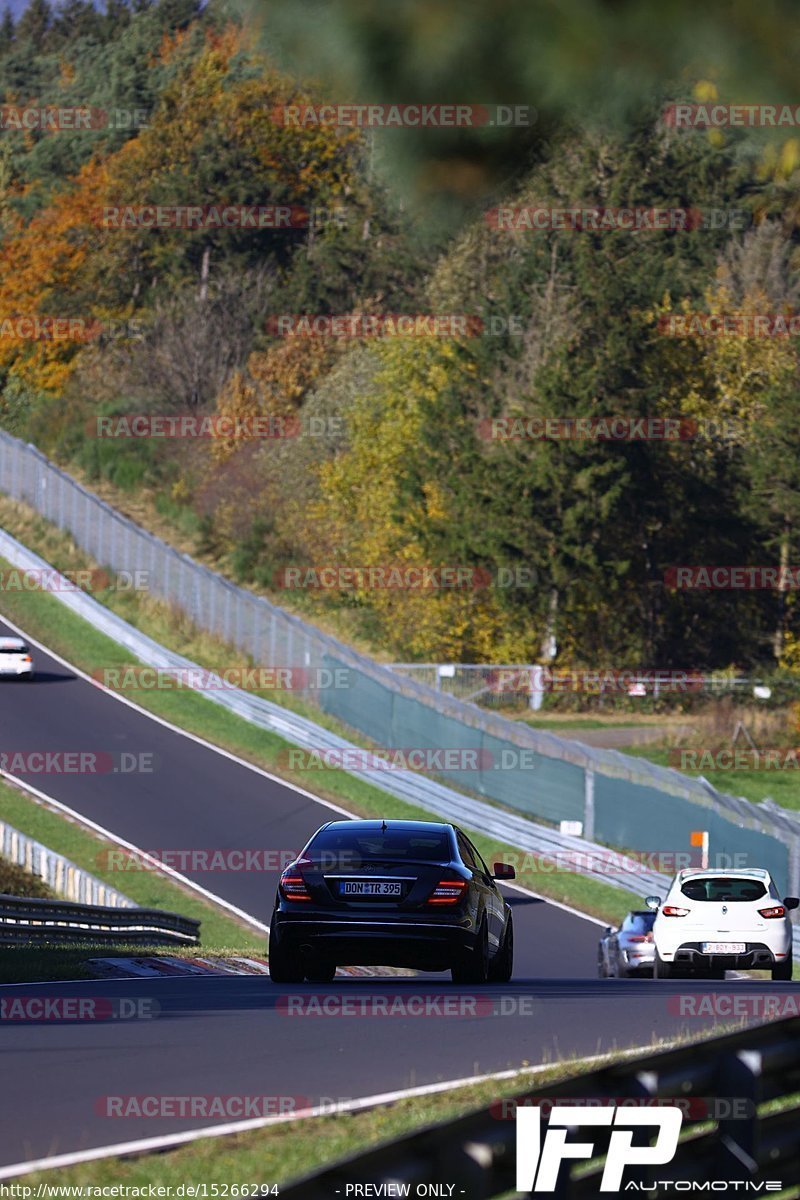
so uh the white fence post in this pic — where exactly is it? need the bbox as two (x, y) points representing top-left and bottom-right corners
(584, 768), (595, 841)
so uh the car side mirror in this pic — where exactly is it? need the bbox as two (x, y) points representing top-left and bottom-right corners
(604, 926), (613, 936)
(493, 862), (516, 880)
(645, 895), (662, 910)
(783, 896), (800, 911)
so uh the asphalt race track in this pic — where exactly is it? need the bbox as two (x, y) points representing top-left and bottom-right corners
(0, 616), (603, 959)
(0, 619), (795, 1171)
(0, 974), (792, 1171)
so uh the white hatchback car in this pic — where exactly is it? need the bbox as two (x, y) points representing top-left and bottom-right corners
(647, 868), (798, 981)
(0, 636), (34, 680)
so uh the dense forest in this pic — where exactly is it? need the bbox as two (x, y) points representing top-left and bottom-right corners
(1, 0), (800, 672)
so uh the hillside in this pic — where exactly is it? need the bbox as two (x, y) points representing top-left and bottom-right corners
(1, 0), (800, 672)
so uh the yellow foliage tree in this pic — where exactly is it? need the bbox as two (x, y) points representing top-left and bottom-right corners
(312, 337), (513, 660)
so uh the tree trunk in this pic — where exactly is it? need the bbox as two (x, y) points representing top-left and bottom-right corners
(772, 518), (791, 661)
(199, 244), (210, 303)
(541, 586), (558, 661)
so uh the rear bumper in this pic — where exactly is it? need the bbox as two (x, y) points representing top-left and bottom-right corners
(0, 665), (32, 677)
(622, 952), (655, 974)
(665, 941), (789, 969)
(272, 909), (475, 969)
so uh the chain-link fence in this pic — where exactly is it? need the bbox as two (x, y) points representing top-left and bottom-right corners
(389, 663), (541, 709)
(389, 663), (796, 711)
(2, 429), (799, 893)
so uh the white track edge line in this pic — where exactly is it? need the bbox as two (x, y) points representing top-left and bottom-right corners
(0, 1038), (683, 1180)
(0, 770), (269, 936)
(0, 610), (354, 820)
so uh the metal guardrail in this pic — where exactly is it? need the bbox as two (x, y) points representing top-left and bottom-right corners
(0, 816), (134, 908)
(282, 1014), (800, 1197)
(0, 893), (200, 945)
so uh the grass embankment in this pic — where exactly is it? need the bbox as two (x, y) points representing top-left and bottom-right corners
(628, 744), (800, 812)
(0, 494), (642, 926)
(521, 714), (690, 730)
(6, 466), (396, 663)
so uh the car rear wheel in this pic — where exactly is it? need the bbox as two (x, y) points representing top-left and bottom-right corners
(268, 926), (305, 983)
(772, 959), (793, 981)
(654, 951), (676, 980)
(488, 915), (513, 983)
(452, 919), (489, 984)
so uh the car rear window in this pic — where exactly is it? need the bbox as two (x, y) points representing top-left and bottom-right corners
(306, 828), (451, 862)
(680, 877), (767, 902)
(622, 912), (655, 933)
(0, 645), (26, 654)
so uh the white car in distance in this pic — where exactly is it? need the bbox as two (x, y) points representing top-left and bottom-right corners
(647, 868), (798, 981)
(0, 636), (34, 680)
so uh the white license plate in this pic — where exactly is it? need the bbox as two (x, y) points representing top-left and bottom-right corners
(340, 881), (402, 897)
(702, 941), (746, 954)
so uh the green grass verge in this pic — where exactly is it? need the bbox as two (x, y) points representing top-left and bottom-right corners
(522, 717), (621, 730)
(0, 498), (643, 926)
(0, 777), (265, 982)
(627, 745), (800, 812)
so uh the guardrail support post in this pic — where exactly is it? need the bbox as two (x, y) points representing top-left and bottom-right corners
(716, 1048), (762, 1177)
(788, 836), (800, 902)
(584, 768), (595, 841)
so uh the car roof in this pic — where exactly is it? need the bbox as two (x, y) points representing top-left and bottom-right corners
(319, 820), (453, 834)
(0, 637), (26, 648)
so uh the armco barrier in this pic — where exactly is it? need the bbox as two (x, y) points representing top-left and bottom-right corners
(0, 814), (134, 908)
(280, 1015), (800, 1196)
(0, 893), (199, 945)
(1, 431), (800, 894)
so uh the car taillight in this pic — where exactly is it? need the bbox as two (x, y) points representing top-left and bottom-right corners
(758, 905), (786, 919)
(661, 906), (689, 917)
(427, 878), (468, 906)
(279, 867), (311, 902)
(628, 934), (653, 942)
(21, 656), (31, 663)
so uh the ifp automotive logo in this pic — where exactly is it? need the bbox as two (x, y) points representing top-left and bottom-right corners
(516, 1105), (683, 1191)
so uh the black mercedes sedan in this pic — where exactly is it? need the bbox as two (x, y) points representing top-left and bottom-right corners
(268, 819), (515, 984)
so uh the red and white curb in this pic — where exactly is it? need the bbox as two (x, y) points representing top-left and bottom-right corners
(88, 956), (272, 978)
